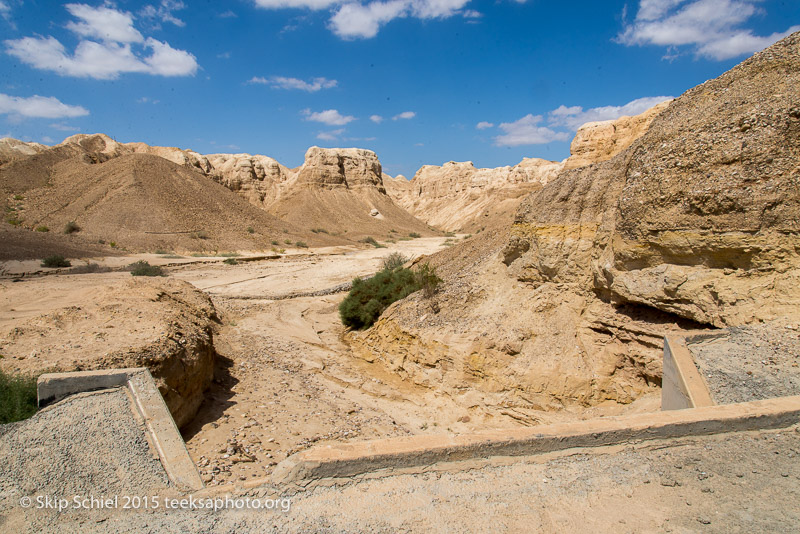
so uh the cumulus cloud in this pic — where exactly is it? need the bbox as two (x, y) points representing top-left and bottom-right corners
(617, 0), (800, 60)
(492, 96), (673, 147)
(494, 114), (569, 147)
(370, 114), (383, 123)
(301, 108), (356, 125)
(392, 111), (416, 120)
(317, 128), (345, 140)
(49, 122), (82, 131)
(0, 93), (89, 119)
(255, 0), (472, 39)
(249, 76), (337, 92)
(547, 96), (673, 131)
(4, 4), (198, 79)
(139, 1), (187, 29)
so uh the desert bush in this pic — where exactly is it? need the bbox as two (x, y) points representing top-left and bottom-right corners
(360, 237), (385, 248)
(381, 252), (408, 271)
(41, 255), (71, 268)
(311, 228), (329, 234)
(6, 217), (22, 227)
(271, 240), (279, 246)
(295, 241), (309, 248)
(128, 260), (165, 277)
(416, 263), (442, 299)
(223, 258), (238, 265)
(192, 231), (208, 240)
(35, 226), (49, 232)
(69, 262), (111, 274)
(13, 194), (24, 201)
(63, 221), (80, 234)
(247, 226), (255, 234)
(284, 239), (292, 245)
(339, 262), (441, 329)
(408, 232), (421, 238)
(0, 369), (38, 424)
(218, 252), (240, 257)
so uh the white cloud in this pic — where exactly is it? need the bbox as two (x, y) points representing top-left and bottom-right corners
(0, 93), (89, 119)
(490, 96), (673, 147)
(317, 128), (345, 141)
(329, 0), (408, 39)
(301, 108), (356, 125)
(219, 10), (237, 18)
(65, 3), (144, 43)
(547, 96), (673, 130)
(140, 1), (187, 28)
(49, 122), (81, 131)
(4, 4), (198, 79)
(255, 0), (341, 9)
(250, 76), (337, 91)
(41, 136), (55, 143)
(494, 114), (569, 147)
(617, 0), (800, 60)
(370, 114), (383, 123)
(393, 111), (416, 120)
(217, 51), (231, 59)
(462, 9), (481, 18)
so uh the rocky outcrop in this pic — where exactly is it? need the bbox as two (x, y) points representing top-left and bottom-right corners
(349, 31), (800, 421)
(563, 101), (671, 169)
(386, 158), (563, 232)
(0, 138), (47, 164)
(0, 278), (218, 428)
(296, 147), (385, 190)
(206, 153), (291, 207)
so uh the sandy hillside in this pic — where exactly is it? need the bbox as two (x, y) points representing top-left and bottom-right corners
(8, 153), (344, 253)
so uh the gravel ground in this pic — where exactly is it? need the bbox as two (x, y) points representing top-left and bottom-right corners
(689, 323), (800, 404)
(2, 423), (799, 533)
(0, 388), (170, 532)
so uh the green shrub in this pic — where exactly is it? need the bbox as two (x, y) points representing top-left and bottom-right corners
(247, 226), (255, 234)
(35, 226), (49, 232)
(295, 241), (308, 248)
(218, 252), (240, 257)
(0, 370), (38, 424)
(284, 239), (292, 245)
(6, 217), (22, 227)
(13, 194), (24, 201)
(311, 228), (329, 234)
(41, 255), (71, 268)
(69, 262), (111, 274)
(445, 232), (455, 237)
(360, 237), (385, 248)
(382, 252), (408, 271)
(128, 261), (165, 277)
(339, 263), (441, 329)
(223, 258), (238, 265)
(109, 241), (117, 248)
(271, 240), (279, 246)
(408, 232), (421, 238)
(63, 221), (80, 234)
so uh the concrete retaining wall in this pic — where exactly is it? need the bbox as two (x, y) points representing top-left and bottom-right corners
(661, 334), (716, 410)
(37, 368), (203, 491)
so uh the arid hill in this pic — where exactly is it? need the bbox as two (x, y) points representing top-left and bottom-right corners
(265, 147), (436, 239)
(348, 31), (800, 423)
(384, 103), (667, 233)
(3, 150), (331, 253)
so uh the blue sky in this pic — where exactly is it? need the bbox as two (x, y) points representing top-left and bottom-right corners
(0, 0), (798, 177)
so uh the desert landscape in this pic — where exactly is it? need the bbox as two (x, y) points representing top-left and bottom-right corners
(1, 2), (800, 531)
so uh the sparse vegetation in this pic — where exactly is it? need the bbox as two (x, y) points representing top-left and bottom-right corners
(69, 262), (111, 274)
(445, 232), (455, 237)
(409, 232), (421, 238)
(311, 228), (329, 234)
(128, 260), (165, 277)
(360, 236), (385, 248)
(192, 231), (208, 240)
(223, 258), (239, 265)
(284, 239), (292, 245)
(0, 369), (38, 424)
(339, 261), (441, 329)
(218, 252), (240, 257)
(155, 249), (171, 255)
(41, 255), (71, 268)
(13, 194), (24, 201)
(381, 252), (408, 271)
(63, 221), (80, 234)
(271, 240), (280, 246)
(109, 241), (117, 248)
(247, 226), (255, 234)
(35, 226), (49, 232)
(443, 239), (456, 246)
(6, 216), (22, 227)
(296, 241), (308, 248)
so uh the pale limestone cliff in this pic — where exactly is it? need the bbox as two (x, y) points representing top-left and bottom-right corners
(296, 146), (384, 190)
(564, 100), (671, 169)
(349, 31), (800, 422)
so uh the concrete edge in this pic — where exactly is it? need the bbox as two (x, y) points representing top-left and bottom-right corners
(661, 334), (715, 410)
(271, 395), (800, 488)
(37, 368), (203, 492)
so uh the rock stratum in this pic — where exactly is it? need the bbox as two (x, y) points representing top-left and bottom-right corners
(385, 103), (668, 232)
(349, 32), (800, 423)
